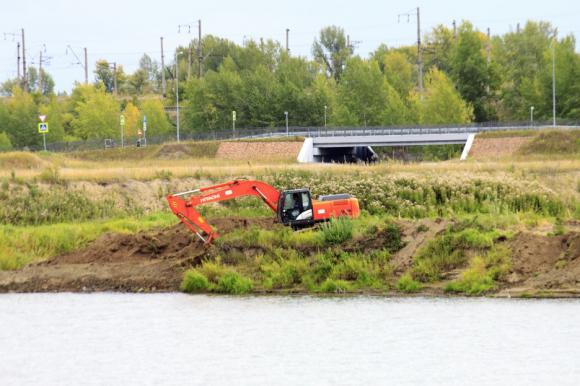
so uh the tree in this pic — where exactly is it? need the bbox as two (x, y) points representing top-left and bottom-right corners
(94, 61), (126, 93)
(334, 58), (408, 126)
(185, 60), (245, 131)
(72, 86), (120, 139)
(0, 131), (12, 151)
(423, 25), (455, 73)
(312, 26), (351, 81)
(416, 68), (473, 124)
(123, 102), (141, 138)
(450, 22), (496, 121)
(3, 86), (39, 148)
(493, 21), (555, 119)
(141, 99), (171, 136)
(38, 97), (66, 142)
(381, 51), (415, 98)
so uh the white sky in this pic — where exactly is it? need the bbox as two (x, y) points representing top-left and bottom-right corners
(1, 0), (578, 92)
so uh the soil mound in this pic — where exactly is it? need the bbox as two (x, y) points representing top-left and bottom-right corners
(469, 137), (531, 159)
(507, 232), (580, 291)
(0, 217), (276, 293)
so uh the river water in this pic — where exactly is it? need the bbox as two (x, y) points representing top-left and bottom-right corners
(1, 294), (579, 386)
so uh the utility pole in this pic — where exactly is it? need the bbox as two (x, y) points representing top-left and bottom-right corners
(188, 42), (192, 80)
(347, 34), (351, 54)
(17, 42), (20, 79)
(176, 52), (180, 142)
(197, 19), (202, 78)
(160, 37), (166, 96)
(417, 7), (423, 95)
(398, 8), (422, 95)
(285, 28), (290, 53)
(21, 28), (27, 90)
(452, 20), (457, 40)
(109, 62), (117, 95)
(486, 28), (491, 64)
(84, 47), (88, 84)
(552, 38), (556, 127)
(38, 51), (43, 92)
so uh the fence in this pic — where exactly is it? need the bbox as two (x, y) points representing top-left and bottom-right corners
(16, 120), (580, 153)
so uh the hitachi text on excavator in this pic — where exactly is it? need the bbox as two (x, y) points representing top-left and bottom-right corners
(167, 179), (360, 243)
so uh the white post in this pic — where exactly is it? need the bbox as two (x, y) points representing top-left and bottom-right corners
(43, 132), (47, 151)
(530, 106), (534, 127)
(324, 105), (327, 127)
(285, 111), (288, 136)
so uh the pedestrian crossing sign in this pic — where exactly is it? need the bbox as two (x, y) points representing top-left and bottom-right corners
(38, 122), (49, 133)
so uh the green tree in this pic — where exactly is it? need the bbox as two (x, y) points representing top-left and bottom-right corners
(416, 68), (473, 124)
(3, 86), (39, 148)
(123, 102), (141, 138)
(450, 22), (496, 121)
(0, 131), (12, 151)
(185, 60), (244, 131)
(334, 58), (408, 126)
(312, 26), (351, 81)
(493, 21), (555, 119)
(423, 25), (455, 73)
(140, 98), (171, 136)
(38, 97), (66, 142)
(72, 86), (120, 139)
(381, 51), (415, 98)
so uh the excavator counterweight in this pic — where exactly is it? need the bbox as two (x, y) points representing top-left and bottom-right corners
(167, 179), (359, 243)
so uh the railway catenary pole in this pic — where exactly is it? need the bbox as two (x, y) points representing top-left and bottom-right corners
(160, 37), (166, 96)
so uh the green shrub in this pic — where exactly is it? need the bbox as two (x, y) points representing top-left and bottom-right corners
(444, 246), (511, 295)
(396, 273), (422, 292)
(215, 272), (253, 294)
(180, 270), (210, 293)
(319, 278), (351, 293)
(0, 132), (12, 151)
(320, 217), (354, 245)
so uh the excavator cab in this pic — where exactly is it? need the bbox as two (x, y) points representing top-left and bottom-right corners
(278, 189), (314, 227)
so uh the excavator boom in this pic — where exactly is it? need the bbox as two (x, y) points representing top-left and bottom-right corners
(167, 179), (280, 243)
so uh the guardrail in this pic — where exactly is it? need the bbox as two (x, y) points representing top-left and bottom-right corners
(16, 121), (580, 153)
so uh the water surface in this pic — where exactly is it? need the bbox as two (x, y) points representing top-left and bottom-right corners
(1, 294), (579, 385)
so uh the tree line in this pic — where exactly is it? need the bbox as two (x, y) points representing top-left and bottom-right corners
(0, 20), (578, 150)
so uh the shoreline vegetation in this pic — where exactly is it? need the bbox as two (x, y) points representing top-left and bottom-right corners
(0, 131), (578, 297)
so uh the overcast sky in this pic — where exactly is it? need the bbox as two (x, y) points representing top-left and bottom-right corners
(1, 0), (578, 92)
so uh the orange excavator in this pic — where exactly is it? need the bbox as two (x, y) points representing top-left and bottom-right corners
(166, 179), (360, 243)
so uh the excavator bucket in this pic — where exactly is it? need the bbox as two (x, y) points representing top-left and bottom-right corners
(166, 194), (217, 244)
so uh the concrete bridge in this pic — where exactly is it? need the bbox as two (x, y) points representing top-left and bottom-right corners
(297, 133), (476, 163)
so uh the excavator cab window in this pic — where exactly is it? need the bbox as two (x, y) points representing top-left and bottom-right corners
(279, 189), (313, 226)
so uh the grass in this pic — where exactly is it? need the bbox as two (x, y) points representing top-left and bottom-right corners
(320, 217), (354, 245)
(445, 245), (511, 295)
(410, 223), (502, 283)
(0, 212), (176, 271)
(396, 273), (422, 292)
(182, 262), (253, 294)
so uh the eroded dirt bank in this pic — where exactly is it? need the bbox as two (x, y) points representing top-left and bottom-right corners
(0, 218), (578, 296)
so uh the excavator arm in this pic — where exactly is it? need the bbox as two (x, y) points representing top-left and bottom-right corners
(166, 179), (281, 244)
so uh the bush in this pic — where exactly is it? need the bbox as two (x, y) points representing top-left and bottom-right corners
(320, 217), (354, 245)
(180, 270), (210, 293)
(319, 278), (351, 293)
(0, 132), (12, 151)
(396, 273), (422, 292)
(215, 272), (253, 294)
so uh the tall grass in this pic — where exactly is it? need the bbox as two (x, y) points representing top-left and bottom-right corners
(0, 212), (175, 270)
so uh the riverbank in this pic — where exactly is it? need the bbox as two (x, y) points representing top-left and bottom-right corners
(1, 216), (578, 297)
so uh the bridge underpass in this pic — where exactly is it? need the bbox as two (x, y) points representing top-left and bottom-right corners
(297, 133), (475, 163)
